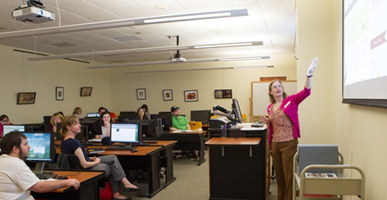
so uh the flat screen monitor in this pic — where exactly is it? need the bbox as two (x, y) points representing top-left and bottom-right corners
(127, 119), (157, 139)
(110, 123), (140, 144)
(24, 132), (55, 174)
(158, 111), (171, 114)
(190, 110), (211, 125)
(120, 111), (136, 116)
(83, 117), (102, 137)
(87, 112), (100, 117)
(24, 123), (46, 132)
(151, 114), (172, 130)
(117, 115), (137, 123)
(232, 98), (243, 124)
(2, 124), (25, 137)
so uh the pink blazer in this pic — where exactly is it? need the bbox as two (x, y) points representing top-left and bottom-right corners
(267, 87), (311, 148)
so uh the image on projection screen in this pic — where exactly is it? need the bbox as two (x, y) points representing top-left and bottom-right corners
(343, 0), (387, 100)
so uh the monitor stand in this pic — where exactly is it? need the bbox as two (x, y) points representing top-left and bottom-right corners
(34, 162), (53, 175)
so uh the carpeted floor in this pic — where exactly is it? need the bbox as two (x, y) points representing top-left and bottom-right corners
(122, 152), (278, 200)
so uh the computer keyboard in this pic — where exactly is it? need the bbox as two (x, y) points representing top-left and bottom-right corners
(105, 146), (137, 151)
(35, 172), (57, 180)
(251, 121), (264, 128)
(87, 148), (105, 154)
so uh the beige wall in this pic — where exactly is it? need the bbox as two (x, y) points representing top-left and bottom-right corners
(298, 0), (386, 199)
(108, 53), (297, 122)
(0, 45), (111, 123)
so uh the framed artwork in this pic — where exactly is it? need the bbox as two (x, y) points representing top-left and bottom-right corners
(163, 89), (173, 101)
(80, 87), (92, 97)
(137, 88), (146, 100)
(184, 90), (198, 102)
(215, 89), (233, 99)
(17, 92), (36, 105)
(56, 87), (64, 101)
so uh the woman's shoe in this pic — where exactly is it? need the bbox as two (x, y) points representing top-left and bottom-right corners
(112, 197), (130, 200)
(124, 187), (138, 192)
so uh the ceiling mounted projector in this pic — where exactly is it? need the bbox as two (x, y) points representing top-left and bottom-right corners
(12, 0), (55, 23)
(168, 35), (186, 63)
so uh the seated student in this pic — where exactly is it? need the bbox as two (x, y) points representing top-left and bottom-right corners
(135, 107), (150, 120)
(169, 106), (190, 131)
(72, 107), (84, 119)
(96, 111), (111, 139)
(0, 132), (80, 199)
(169, 106), (201, 161)
(0, 114), (14, 137)
(98, 107), (107, 116)
(46, 112), (64, 134)
(60, 116), (137, 200)
(141, 104), (151, 120)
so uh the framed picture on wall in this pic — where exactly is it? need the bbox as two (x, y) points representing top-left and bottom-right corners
(80, 87), (92, 97)
(184, 90), (198, 102)
(214, 89), (232, 99)
(17, 92), (36, 105)
(137, 88), (146, 100)
(163, 89), (173, 101)
(56, 87), (64, 101)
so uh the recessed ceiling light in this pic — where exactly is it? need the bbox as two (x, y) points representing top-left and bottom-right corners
(157, 6), (167, 10)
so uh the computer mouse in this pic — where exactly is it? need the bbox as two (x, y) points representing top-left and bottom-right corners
(57, 176), (69, 180)
(131, 149), (138, 153)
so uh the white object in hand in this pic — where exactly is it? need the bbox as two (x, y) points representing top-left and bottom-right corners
(307, 57), (318, 76)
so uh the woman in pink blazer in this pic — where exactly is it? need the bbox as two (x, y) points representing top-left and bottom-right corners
(260, 57), (318, 200)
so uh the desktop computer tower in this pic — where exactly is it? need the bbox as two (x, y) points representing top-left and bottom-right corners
(136, 170), (150, 197)
(155, 118), (163, 138)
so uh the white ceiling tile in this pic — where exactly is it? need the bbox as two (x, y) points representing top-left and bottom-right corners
(104, 5), (153, 19)
(71, 9), (121, 22)
(83, 0), (137, 8)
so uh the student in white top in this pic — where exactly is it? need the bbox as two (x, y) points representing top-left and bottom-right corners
(0, 132), (80, 200)
(72, 107), (84, 119)
(96, 111), (111, 139)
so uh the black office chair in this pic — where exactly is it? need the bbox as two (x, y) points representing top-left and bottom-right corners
(57, 153), (81, 170)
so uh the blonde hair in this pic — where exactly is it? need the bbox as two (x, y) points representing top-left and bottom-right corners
(60, 116), (79, 136)
(50, 112), (64, 126)
(268, 80), (288, 104)
(72, 107), (82, 115)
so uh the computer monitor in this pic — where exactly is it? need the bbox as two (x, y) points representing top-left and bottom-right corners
(117, 115), (137, 123)
(158, 111), (171, 114)
(2, 124), (25, 137)
(151, 114), (172, 130)
(87, 112), (100, 117)
(24, 123), (46, 132)
(127, 119), (157, 139)
(83, 117), (102, 138)
(24, 132), (55, 174)
(120, 111), (136, 116)
(232, 98), (243, 124)
(190, 110), (211, 125)
(110, 123), (141, 144)
(43, 116), (51, 126)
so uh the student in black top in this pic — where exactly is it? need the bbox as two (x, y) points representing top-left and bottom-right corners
(60, 116), (137, 200)
(141, 104), (151, 120)
(135, 107), (149, 120)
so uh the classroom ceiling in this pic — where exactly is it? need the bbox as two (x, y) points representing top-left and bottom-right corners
(0, 0), (296, 64)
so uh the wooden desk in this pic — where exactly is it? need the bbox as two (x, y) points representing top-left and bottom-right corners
(88, 145), (163, 197)
(56, 144), (163, 197)
(31, 170), (104, 200)
(206, 137), (269, 200)
(159, 131), (207, 166)
(144, 140), (177, 187)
